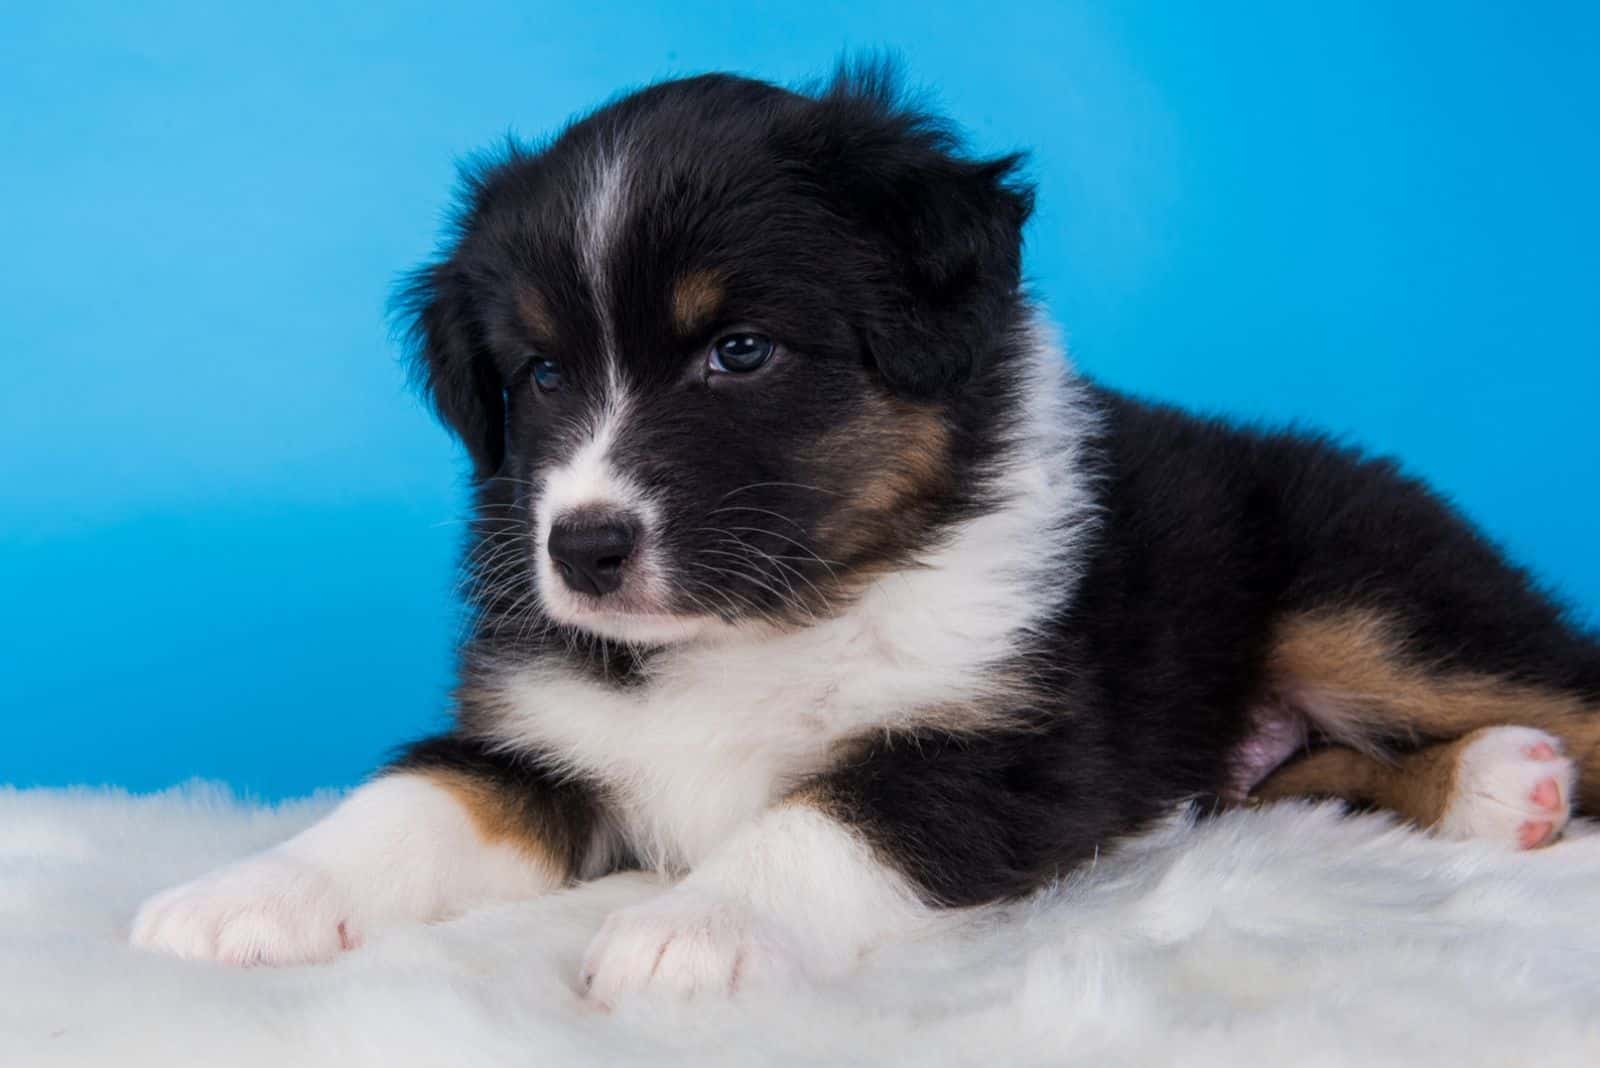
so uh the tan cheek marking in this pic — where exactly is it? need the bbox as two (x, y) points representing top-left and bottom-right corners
(670, 270), (725, 336)
(813, 399), (953, 564)
(854, 403), (952, 513)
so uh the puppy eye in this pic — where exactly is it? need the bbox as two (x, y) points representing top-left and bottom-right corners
(709, 332), (776, 374)
(530, 356), (563, 393)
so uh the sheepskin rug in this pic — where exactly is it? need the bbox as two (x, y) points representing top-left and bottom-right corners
(3, 783), (1599, 1066)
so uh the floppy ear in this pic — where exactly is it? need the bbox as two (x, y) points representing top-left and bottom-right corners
(809, 67), (1035, 397)
(398, 261), (506, 480)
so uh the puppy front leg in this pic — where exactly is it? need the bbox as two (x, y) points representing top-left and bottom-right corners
(581, 800), (930, 1002)
(581, 724), (1135, 1002)
(132, 736), (608, 965)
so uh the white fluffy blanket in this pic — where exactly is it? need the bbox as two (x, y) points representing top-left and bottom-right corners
(3, 784), (1599, 1066)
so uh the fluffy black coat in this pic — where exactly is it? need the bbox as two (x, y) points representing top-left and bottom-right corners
(394, 64), (1600, 909)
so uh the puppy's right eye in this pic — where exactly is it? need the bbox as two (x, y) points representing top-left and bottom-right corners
(709, 332), (776, 374)
(530, 357), (563, 393)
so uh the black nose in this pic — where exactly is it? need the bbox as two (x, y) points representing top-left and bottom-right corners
(547, 517), (636, 597)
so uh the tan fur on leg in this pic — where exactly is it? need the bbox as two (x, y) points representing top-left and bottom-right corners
(1255, 736), (1466, 828)
(1255, 726), (1577, 847)
(1268, 610), (1600, 812)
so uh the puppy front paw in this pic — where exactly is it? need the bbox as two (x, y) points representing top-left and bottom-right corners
(131, 852), (358, 966)
(580, 889), (802, 1002)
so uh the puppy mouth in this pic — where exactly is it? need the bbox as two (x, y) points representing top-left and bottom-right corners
(538, 572), (716, 645)
(550, 605), (716, 646)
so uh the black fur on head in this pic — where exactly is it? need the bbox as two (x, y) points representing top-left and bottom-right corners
(396, 62), (1034, 477)
(798, 61), (1034, 397)
(392, 61), (1041, 654)
(398, 251), (508, 479)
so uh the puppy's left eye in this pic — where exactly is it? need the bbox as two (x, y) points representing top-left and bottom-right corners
(709, 332), (776, 374)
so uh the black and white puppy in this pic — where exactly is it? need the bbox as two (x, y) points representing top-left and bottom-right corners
(132, 68), (1600, 999)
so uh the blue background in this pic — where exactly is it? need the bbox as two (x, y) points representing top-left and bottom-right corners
(4, 2), (1596, 799)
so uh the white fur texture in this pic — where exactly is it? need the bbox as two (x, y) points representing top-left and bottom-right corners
(1435, 725), (1576, 848)
(6, 784), (1600, 1066)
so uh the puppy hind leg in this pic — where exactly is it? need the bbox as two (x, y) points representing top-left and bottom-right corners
(1535, 715), (1600, 814)
(1254, 725), (1576, 850)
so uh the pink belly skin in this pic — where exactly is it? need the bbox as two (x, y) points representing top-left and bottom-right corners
(1223, 700), (1312, 803)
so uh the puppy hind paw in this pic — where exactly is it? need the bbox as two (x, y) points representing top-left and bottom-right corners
(1434, 726), (1575, 850)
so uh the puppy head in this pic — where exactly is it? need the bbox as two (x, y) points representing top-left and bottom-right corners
(400, 65), (1033, 645)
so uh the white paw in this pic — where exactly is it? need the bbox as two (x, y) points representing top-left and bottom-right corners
(1435, 726), (1575, 850)
(580, 889), (802, 1003)
(130, 852), (358, 965)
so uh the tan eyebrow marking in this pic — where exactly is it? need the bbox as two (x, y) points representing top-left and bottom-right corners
(517, 288), (556, 342)
(671, 270), (725, 336)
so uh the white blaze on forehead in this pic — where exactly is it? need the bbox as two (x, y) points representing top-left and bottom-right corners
(577, 144), (632, 393)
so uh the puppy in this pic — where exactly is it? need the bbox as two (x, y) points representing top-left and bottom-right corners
(132, 67), (1600, 999)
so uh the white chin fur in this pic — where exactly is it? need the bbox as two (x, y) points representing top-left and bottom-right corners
(543, 601), (721, 645)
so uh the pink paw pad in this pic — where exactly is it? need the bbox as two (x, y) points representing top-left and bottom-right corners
(1525, 741), (1560, 762)
(1530, 778), (1562, 812)
(1436, 726), (1576, 850)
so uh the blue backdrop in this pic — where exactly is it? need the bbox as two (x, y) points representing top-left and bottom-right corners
(4, 2), (1596, 798)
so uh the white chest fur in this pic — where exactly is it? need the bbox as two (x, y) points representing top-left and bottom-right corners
(492, 563), (1025, 870)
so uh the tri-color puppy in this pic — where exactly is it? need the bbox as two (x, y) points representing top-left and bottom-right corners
(132, 68), (1600, 999)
